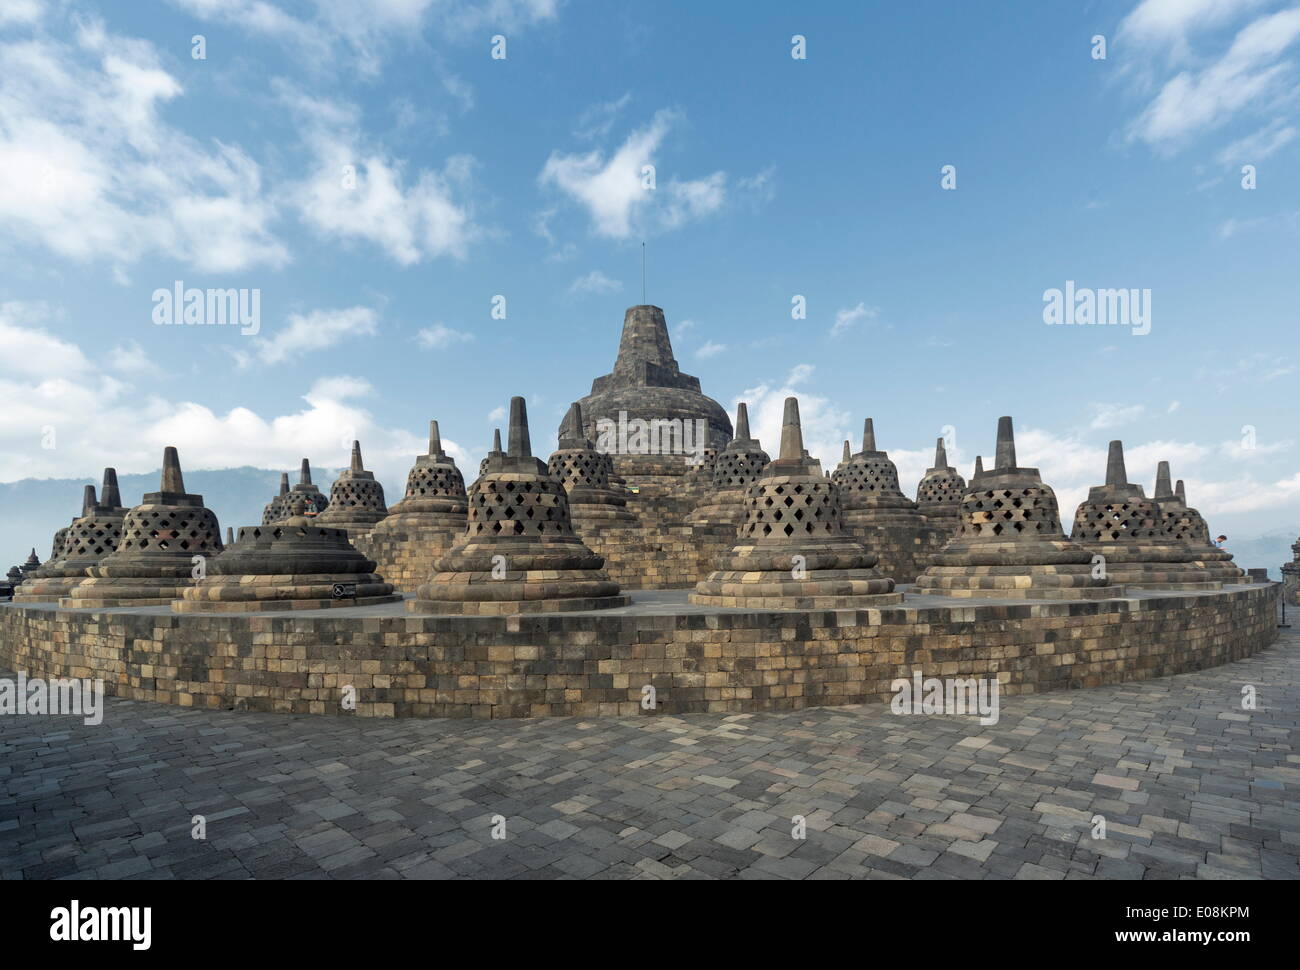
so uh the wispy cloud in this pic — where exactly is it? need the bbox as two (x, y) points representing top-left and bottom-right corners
(415, 322), (474, 350)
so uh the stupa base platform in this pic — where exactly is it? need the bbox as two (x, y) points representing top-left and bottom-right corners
(175, 575), (399, 613)
(405, 594), (631, 615)
(61, 576), (195, 608)
(352, 523), (461, 594)
(9, 575), (85, 602)
(2, 584), (1276, 719)
(688, 590), (904, 610)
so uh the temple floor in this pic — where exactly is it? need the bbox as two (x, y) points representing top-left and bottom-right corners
(2, 628), (1296, 881)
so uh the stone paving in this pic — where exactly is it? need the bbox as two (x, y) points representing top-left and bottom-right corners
(1, 631), (1297, 881)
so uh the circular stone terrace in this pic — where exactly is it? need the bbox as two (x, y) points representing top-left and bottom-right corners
(0, 582), (1278, 719)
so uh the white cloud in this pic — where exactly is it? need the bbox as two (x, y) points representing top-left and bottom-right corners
(673, 319), (696, 340)
(487, 405), (507, 423)
(736, 364), (849, 467)
(830, 302), (881, 338)
(1088, 402), (1146, 430)
(569, 269), (622, 295)
(1168, 400), (1181, 412)
(0, 15), (287, 274)
(284, 87), (478, 265)
(0, 0), (43, 26)
(107, 341), (161, 377)
(415, 322), (474, 349)
(1120, 0), (1270, 61)
(574, 92), (631, 140)
(695, 341), (726, 359)
(539, 109), (727, 238)
(235, 306), (379, 367)
(1216, 117), (1297, 164)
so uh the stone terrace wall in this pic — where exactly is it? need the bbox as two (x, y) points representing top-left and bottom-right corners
(0, 585), (1277, 720)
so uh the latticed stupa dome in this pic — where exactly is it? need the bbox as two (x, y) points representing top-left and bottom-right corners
(1069, 442), (1219, 589)
(261, 473), (290, 525)
(914, 417), (1113, 599)
(547, 402), (636, 524)
(13, 471), (130, 602)
(317, 440), (389, 538)
(287, 459), (329, 516)
(839, 419), (918, 516)
(915, 437), (967, 523)
(1149, 463), (1244, 582)
(689, 402), (770, 527)
(410, 397), (627, 614)
(380, 421), (468, 526)
(570, 306), (732, 486)
(66, 448), (223, 607)
(177, 496), (398, 612)
(691, 397), (899, 609)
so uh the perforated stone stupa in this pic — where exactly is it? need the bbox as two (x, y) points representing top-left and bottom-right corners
(479, 429), (504, 481)
(19, 548), (40, 580)
(837, 419), (943, 584)
(288, 459), (329, 516)
(915, 437), (966, 534)
(355, 420), (469, 592)
(261, 473), (291, 525)
(409, 397), (628, 614)
(914, 417), (1112, 599)
(66, 448), (223, 607)
(548, 402), (637, 527)
(570, 305), (731, 487)
(12, 485), (93, 599)
(690, 397), (899, 610)
(688, 403), (770, 528)
(1070, 442), (1219, 589)
(177, 496), (398, 613)
(1152, 463), (1244, 583)
(316, 441), (389, 538)
(13, 470), (130, 602)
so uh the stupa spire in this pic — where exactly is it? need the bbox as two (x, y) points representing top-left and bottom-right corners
(995, 416), (1016, 470)
(492, 428), (502, 453)
(278, 473), (289, 496)
(734, 402), (751, 442)
(429, 420), (444, 457)
(974, 456), (984, 476)
(1155, 461), (1173, 499)
(1105, 440), (1128, 487)
(81, 485), (97, 516)
(935, 437), (948, 468)
(862, 418), (876, 454)
(350, 441), (363, 473)
(613, 305), (676, 372)
(161, 447), (185, 493)
(508, 397), (532, 458)
(1176, 479), (1187, 503)
(101, 468), (121, 509)
(779, 398), (804, 461)
(299, 459), (312, 486)
(842, 440), (851, 462)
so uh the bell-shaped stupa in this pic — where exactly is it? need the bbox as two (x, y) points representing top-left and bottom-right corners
(1151, 463), (1244, 582)
(13, 474), (130, 601)
(478, 428), (504, 481)
(1071, 442), (1220, 588)
(23, 486), (91, 584)
(409, 397), (628, 614)
(914, 417), (1113, 599)
(66, 448), (223, 607)
(690, 397), (899, 609)
(177, 496), (398, 612)
(316, 440), (389, 539)
(19, 548), (41, 580)
(688, 403), (770, 527)
(915, 437), (967, 533)
(288, 459), (329, 516)
(837, 419), (941, 583)
(830, 440), (853, 486)
(570, 305), (732, 488)
(261, 473), (291, 525)
(548, 402), (637, 526)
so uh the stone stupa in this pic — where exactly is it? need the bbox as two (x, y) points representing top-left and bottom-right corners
(19, 548), (41, 580)
(409, 397), (628, 614)
(177, 496), (398, 613)
(831, 440), (852, 486)
(915, 437), (967, 534)
(288, 459), (329, 516)
(569, 305), (731, 488)
(690, 397), (900, 609)
(478, 429), (504, 480)
(261, 473), (291, 525)
(548, 402), (637, 528)
(66, 448), (223, 607)
(13, 471), (129, 602)
(914, 417), (1113, 599)
(316, 440), (389, 539)
(688, 402), (770, 528)
(1071, 442), (1221, 589)
(837, 419), (942, 584)
(355, 420), (469, 592)
(1152, 463), (1244, 582)
(23, 489), (88, 584)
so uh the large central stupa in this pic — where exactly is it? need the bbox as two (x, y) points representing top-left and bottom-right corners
(568, 305), (732, 487)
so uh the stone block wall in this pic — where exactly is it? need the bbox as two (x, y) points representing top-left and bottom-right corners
(0, 584), (1277, 720)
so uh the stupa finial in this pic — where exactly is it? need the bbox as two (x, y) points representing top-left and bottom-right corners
(862, 418), (876, 454)
(1176, 479), (1187, 503)
(974, 456), (984, 476)
(934, 437), (948, 468)
(350, 441), (364, 473)
(492, 428), (502, 453)
(1155, 461), (1173, 499)
(995, 416), (1017, 470)
(508, 397), (531, 458)
(161, 447), (185, 493)
(278, 473), (289, 496)
(779, 397), (804, 461)
(81, 485), (97, 516)
(299, 459), (312, 486)
(561, 402), (584, 443)
(1105, 440), (1128, 487)
(842, 440), (851, 462)
(101, 468), (121, 508)
(734, 402), (751, 442)
(429, 420), (443, 456)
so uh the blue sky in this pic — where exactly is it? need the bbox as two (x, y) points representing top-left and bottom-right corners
(1, 0), (1299, 539)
